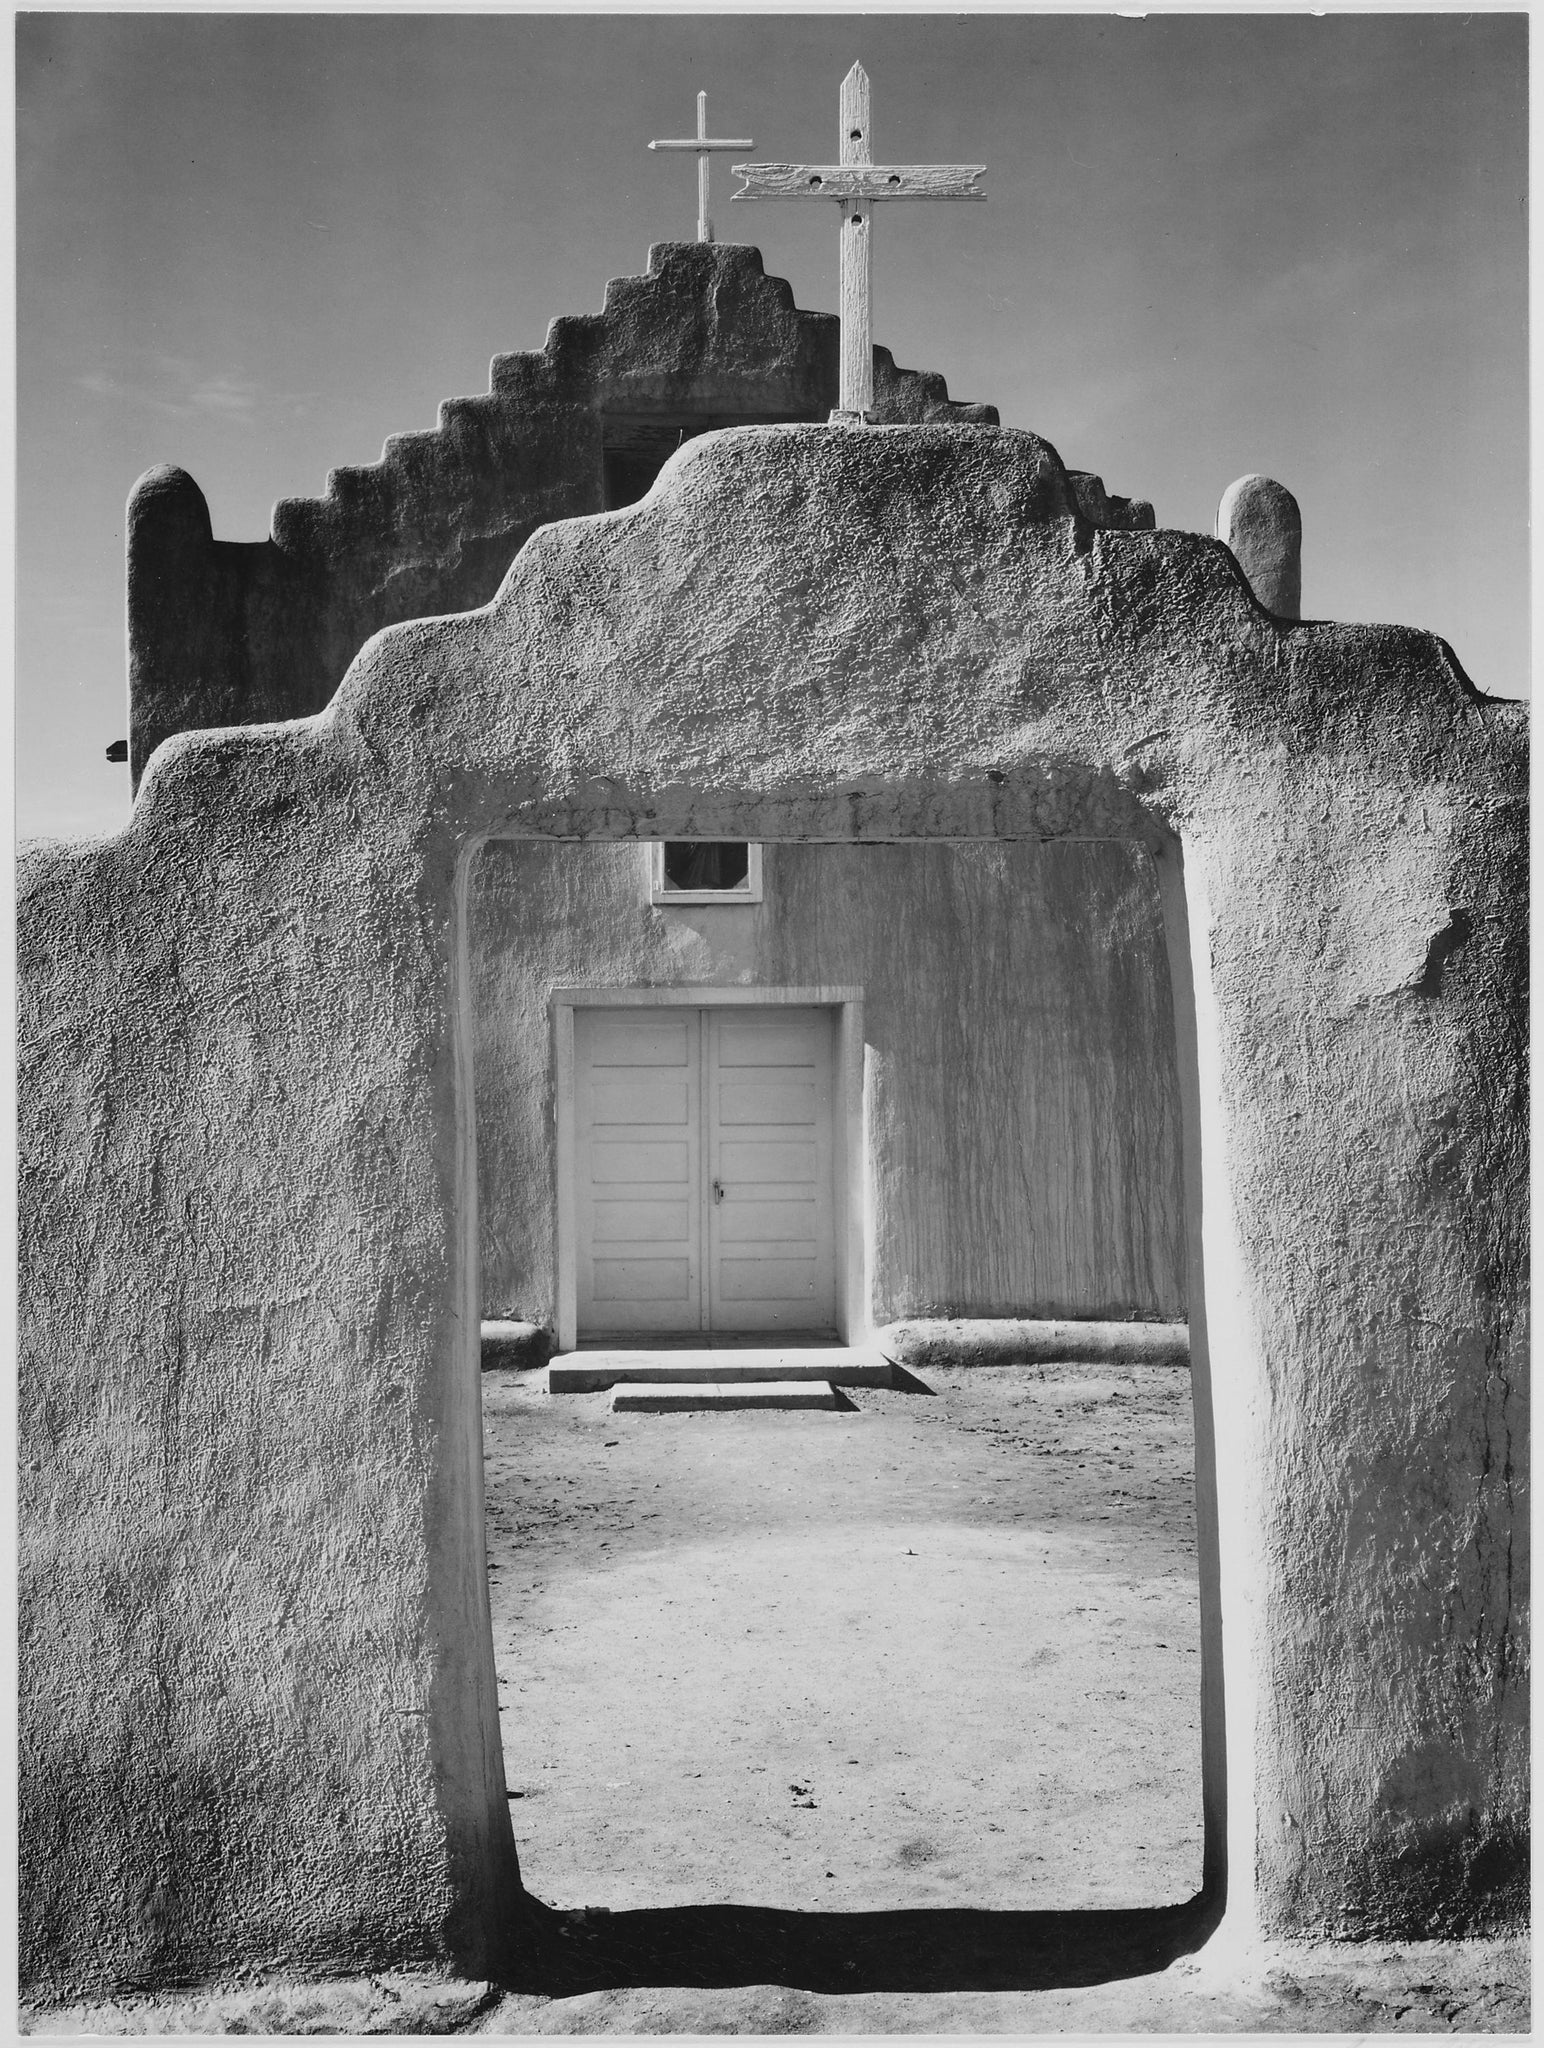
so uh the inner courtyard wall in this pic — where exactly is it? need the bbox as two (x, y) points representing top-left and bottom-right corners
(471, 839), (1186, 1328)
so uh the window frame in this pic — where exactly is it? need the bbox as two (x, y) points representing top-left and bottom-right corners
(645, 841), (764, 906)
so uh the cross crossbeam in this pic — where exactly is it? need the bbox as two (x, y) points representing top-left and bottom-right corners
(649, 92), (754, 245)
(732, 63), (986, 418)
(730, 163), (986, 203)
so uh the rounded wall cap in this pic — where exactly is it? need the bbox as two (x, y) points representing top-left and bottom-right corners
(1217, 473), (1302, 620)
(1216, 472), (1302, 542)
(127, 464), (213, 542)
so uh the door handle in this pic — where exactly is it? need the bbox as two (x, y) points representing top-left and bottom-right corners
(712, 1179), (725, 1204)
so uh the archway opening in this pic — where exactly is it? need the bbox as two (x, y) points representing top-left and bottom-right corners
(456, 821), (1225, 1984)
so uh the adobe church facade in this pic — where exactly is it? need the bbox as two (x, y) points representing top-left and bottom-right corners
(18, 242), (1526, 1998)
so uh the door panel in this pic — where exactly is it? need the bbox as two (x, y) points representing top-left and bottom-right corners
(591, 1078), (690, 1123)
(593, 1257), (693, 1301)
(707, 1008), (837, 1336)
(718, 1197), (820, 1242)
(718, 1140), (817, 1180)
(593, 1199), (691, 1242)
(716, 1017), (827, 1065)
(718, 1257), (822, 1302)
(718, 1080), (818, 1124)
(576, 1009), (703, 1334)
(592, 1140), (691, 1181)
(587, 1013), (692, 1065)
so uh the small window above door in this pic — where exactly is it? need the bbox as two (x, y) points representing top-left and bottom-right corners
(646, 842), (763, 906)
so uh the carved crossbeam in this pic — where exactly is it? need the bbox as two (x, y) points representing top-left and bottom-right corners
(731, 163), (985, 202)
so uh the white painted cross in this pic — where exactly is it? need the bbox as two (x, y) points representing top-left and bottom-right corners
(732, 63), (985, 418)
(648, 92), (755, 246)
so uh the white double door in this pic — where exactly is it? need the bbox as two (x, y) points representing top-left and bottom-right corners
(575, 1005), (837, 1338)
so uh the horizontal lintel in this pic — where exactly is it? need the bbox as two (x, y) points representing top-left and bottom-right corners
(649, 138), (756, 152)
(732, 162), (986, 201)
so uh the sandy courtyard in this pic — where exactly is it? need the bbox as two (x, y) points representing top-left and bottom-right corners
(481, 1361), (1204, 1920)
(23, 1364), (1528, 2035)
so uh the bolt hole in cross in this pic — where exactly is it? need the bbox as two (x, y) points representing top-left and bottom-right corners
(471, 837), (1204, 1930)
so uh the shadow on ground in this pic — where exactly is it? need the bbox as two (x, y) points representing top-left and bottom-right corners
(501, 1890), (1224, 1997)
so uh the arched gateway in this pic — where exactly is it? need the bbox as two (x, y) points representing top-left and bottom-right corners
(18, 420), (1526, 1995)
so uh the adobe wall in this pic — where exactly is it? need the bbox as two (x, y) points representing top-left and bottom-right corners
(125, 241), (1015, 786)
(20, 422), (1526, 1997)
(470, 840), (1186, 1327)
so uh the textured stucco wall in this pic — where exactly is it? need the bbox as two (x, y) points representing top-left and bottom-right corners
(125, 241), (1013, 786)
(470, 839), (1186, 1326)
(124, 240), (1158, 791)
(19, 770), (518, 1999)
(21, 421), (1525, 1995)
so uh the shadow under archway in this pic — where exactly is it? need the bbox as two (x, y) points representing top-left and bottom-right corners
(500, 1889), (1224, 1998)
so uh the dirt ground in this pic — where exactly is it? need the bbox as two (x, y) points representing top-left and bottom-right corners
(23, 1361), (1527, 2035)
(20, 1934), (1529, 2036)
(464, 1361), (1525, 2033)
(483, 1361), (1206, 1923)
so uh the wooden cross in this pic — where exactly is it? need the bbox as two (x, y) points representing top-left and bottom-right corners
(648, 92), (754, 246)
(732, 63), (985, 418)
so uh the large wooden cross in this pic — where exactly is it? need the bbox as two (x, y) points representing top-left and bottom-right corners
(648, 92), (754, 246)
(732, 63), (985, 417)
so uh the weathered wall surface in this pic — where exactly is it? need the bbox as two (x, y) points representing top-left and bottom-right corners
(1202, 758), (1529, 1937)
(18, 754), (519, 1998)
(21, 422), (1525, 1996)
(470, 839), (1186, 1326)
(126, 241), (1011, 786)
(125, 240), (1160, 791)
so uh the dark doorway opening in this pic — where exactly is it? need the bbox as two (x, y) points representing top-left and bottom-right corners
(601, 409), (824, 510)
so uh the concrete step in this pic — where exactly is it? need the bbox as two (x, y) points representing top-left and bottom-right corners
(877, 1317), (1190, 1369)
(551, 1347), (897, 1394)
(610, 1379), (847, 1413)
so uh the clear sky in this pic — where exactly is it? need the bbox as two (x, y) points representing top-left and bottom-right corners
(16, 7), (1529, 839)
